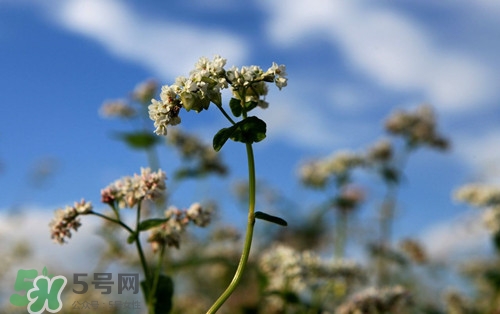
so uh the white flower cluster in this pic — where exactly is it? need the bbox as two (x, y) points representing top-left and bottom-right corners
(454, 183), (500, 234)
(148, 55), (287, 136)
(148, 203), (212, 251)
(366, 139), (393, 163)
(99, 100), (136, 119)
(259, 245), (365, 294)
(100, 168), (166, 209)
(49, 199), (93, 244)
(259, 245), (309, 292)
(385, 105), (448, 150)
(454, 184), (500, 207)
(299, 151), (364, 188)
(132, 79), (158, 104)
(336, 285), (412, 314)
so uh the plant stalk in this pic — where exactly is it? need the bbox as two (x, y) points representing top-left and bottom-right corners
(206, 143), (257, 314)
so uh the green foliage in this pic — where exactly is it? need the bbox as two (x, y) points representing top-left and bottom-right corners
(138, 218), (169, 232)
(255, 211), (288, 226)
(115, 131), (160, 150)
(213, 116), (267, 151)
(141, 275), (174, 314)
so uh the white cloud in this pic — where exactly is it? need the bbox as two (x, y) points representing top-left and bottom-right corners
(260, 0), (497, 112)
(46, 0), (248, 79)
(0, 207), (105, 271)
(419, 211), (490, 262)
(259, 91), (342, 149)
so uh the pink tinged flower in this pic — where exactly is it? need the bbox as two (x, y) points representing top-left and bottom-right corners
(101, 168), (167, 209)
(139, 167), (167, 201)
(49, 203), (88, 244)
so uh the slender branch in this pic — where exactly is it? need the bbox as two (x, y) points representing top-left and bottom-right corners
(216, 104), (237, 125)
(148, 244), (166, 309)
(206, 143), (257, 314)
(89, 211), (133, 234)
(135, 201), (151, 284)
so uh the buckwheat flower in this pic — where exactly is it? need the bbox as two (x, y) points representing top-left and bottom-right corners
(326, 151), (365, 175)
(148, 85), (182, 136)
(260, 245), (366, 300)
(132, 79), (158, 104)
(101, 168), (166, 209)
(367, 139), (393, 163)
(385, 105), (449, 150)
(186, 202), (212, 227)
(299, 159), (331, 188)
(99, 100), (136, 119)
(148, 203), (212, 252)
(454, 183), (500, 207)
(74, 199), (93, 215)
(336, 285), (413, 314)
(193, 54), (227, 77)
(317, 259), (366, 283)
(138, 167), (167, 201)
(49, 200), (92, 244)
(266, 62), (288, 90)
(259, 245), (307, 292)
(148, 207), (188, 250)
(482, 207), (500, 234)
(301, 151), (364, 187)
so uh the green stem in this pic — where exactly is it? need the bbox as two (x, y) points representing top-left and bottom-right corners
(334, 209), (348, 260)
(148, 244), (166, 311)
(135, 201), (151, 284)
(206, 143), (257, 314)
(134, 201), (153, 314)
(89, 211), (133, 234)
(376, 147), (411, 286)
(216, 104), (237, 125)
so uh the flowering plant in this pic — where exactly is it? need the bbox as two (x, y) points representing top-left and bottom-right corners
(148, 55), (288, 313)
(50, 55), (288, 314)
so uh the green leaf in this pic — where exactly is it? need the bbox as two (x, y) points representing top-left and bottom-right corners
(255, 211), (287, 226)
(141, 275), (174, 314)
(127, 233), (136, 244)
(138, 218), (168, 232)
(115, 131), (159, 150)
(213, 125), (238, 151)
(230, 116), (267, 144)
(229, 97), (242, 117)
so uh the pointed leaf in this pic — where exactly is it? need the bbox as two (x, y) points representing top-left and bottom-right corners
(138, 218), (168, 232)
(255, 211), (287, 226)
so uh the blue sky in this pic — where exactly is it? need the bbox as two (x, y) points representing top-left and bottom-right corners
(1, 0), (500, 258)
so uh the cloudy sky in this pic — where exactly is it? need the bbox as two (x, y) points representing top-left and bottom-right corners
(1, 0), (499, 263)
